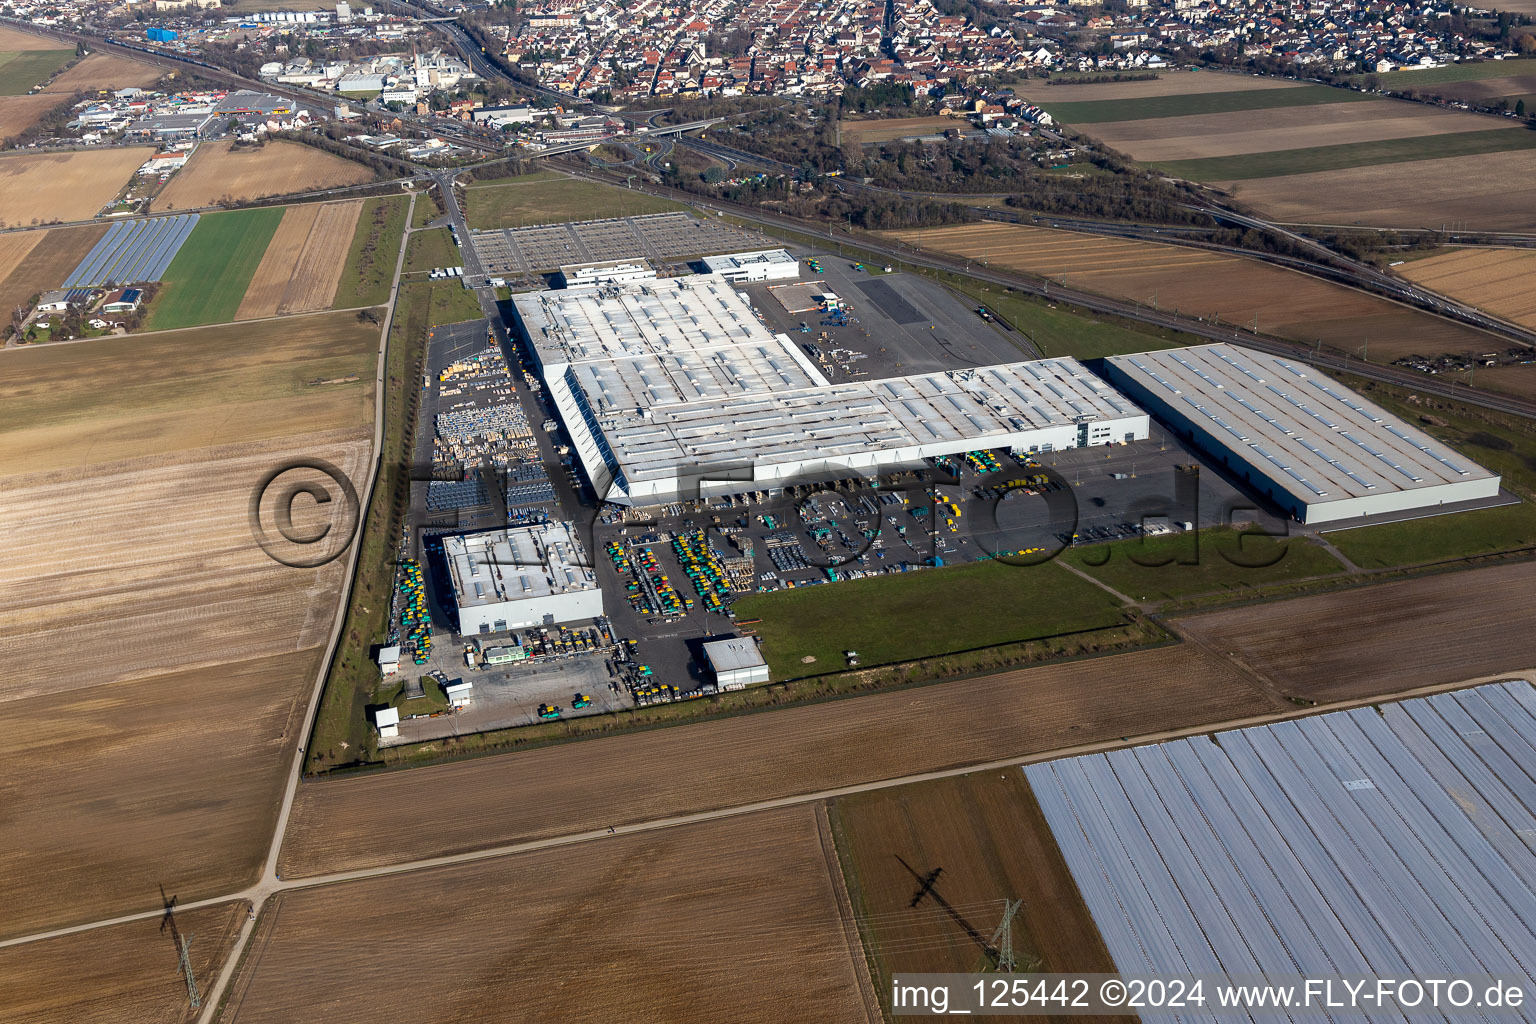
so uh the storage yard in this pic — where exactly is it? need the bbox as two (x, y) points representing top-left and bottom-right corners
(469, 211), (765, 281)
(225, 807), (874, 1024)
(1026, 680), (1536, 1013)
(0, 147), (154, 226)
(0, 310), (376, 934)
(885, 222), (1503, 363)
(152, 139), (373, 211)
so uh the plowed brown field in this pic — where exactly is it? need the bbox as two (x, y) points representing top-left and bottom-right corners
(1398, 247), (1536, 328)
(0, 93), (62, 138)
(841, 115), (963, 142)
(1031, 73), (1301, 102)
(0, 226), (43, 284)
(0, 147), (152, 226)
(885, 222), (1500, 361)
(0, 223), (103, 315)
(41, 52), (160, 93)
(236, 203), (320, 319)
(223, 808), (873, 1024)
(1223, 150), (1536, 231)
(0, 309), (377, 936)
(0, 901), (248, 1024)
(1174, 561), (1536, 702)
(281, 199), (362, 312)
(278, 646), (1274, 877)
(154, 140), (372, 211)
(832, 771), (1126, 992)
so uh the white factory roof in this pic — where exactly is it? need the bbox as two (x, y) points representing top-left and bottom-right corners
(703, 636), (766, 672)
(515, 276), (1145, 500)
(700, 248), (797, 272)
(443, 522), (597, 610)
(1106, 344), (1498, 504)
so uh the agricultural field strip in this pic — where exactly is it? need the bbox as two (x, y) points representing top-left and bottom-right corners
(10, 662), (1524, 955)
(279, 200), (363, 313)
(62, 214), (199, 288)
(235, 205), (320, 320)
(1026, 681), (1536, 1001)
(1033, 83), (1375, 123)
(1398, 249), (1536, 326)
(0, 229), (43, 282)
(1156, 126), (1536, 181)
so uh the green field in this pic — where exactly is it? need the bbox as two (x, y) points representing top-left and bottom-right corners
(334, 195), (409, 309)
(951, 282), (1185, 360)
(0, 49), (73, 94)
(732, 559), (1128, 679)
(1062, 528), (1347, 603)
(1032, 83), (1373, 124)
(1360, 57), (1536, 86)
(1153, 126), (1536, 181)
(144, 207), (286, 330)
(402, 226), (461, 276)
(463, 173), (680, 228)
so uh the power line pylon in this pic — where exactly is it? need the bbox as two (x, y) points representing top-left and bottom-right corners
(176, 934), (201, 1011)
(988, 899), (1024, 973)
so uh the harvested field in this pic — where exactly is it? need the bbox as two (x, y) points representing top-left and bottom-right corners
(238, 201), (368, 319)
(1174, 561), (1536, 703)
(41, 52), (161, 93)
(1396, 247), (1536, 328)
(279, 200), (362, 312)
(0, 309), (376, 934)
(0, 147), (152, 226)
(236, 203), (319, 319)
(0, 227), (44, 285)
(884, 222), (1499, 361)
(832, 771), (1126, 999)
(1088, 99), (1503, 163)
(0, 92), (63, 138)
(1217, 148), (1536, 230)
(225, 808), (872, 1024)
(0, 26), (59, 49)
(154, 140), (372, 211)
(1028, 72), (1302, 103)
(0, 901), (248, 1023)
(1159, 126), (1536, 181)
(840, 115), (963, 143)
(278, 645), (1274, 877)
(0, 223), (104, 315)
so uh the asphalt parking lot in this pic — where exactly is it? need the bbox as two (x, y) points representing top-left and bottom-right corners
(739, 260), (1037, 381)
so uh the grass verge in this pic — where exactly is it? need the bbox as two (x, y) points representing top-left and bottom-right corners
(145, 207), (285, 330)
(732, 559), (1128, 679)
(1062, 527), (1348, 603)
(462, 174), (679, 229)
(334, 195), (408, 309)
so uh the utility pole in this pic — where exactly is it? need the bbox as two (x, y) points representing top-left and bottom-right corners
(160, 888), (201, 1011)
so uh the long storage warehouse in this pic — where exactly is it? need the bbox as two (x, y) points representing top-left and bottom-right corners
(444, 521), (602, 635)
(512, 275), (1150, 505)
(1102, 343), (1500, 524)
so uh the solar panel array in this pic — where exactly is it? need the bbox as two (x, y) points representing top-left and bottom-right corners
(1027, 681), (1536, 1024)
(63, 214), (200, 288)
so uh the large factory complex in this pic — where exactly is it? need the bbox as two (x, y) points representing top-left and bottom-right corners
(511, 271), (1150, 505)
(381, 241), (1508, 738)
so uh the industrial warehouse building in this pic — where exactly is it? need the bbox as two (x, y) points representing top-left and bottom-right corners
(511, 276), (1150, 505)
(699, 248), (799, 283)
(703, 636), (770, 690)
(1103, 344), (1501, 524)
(443, 522), (603, 635)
